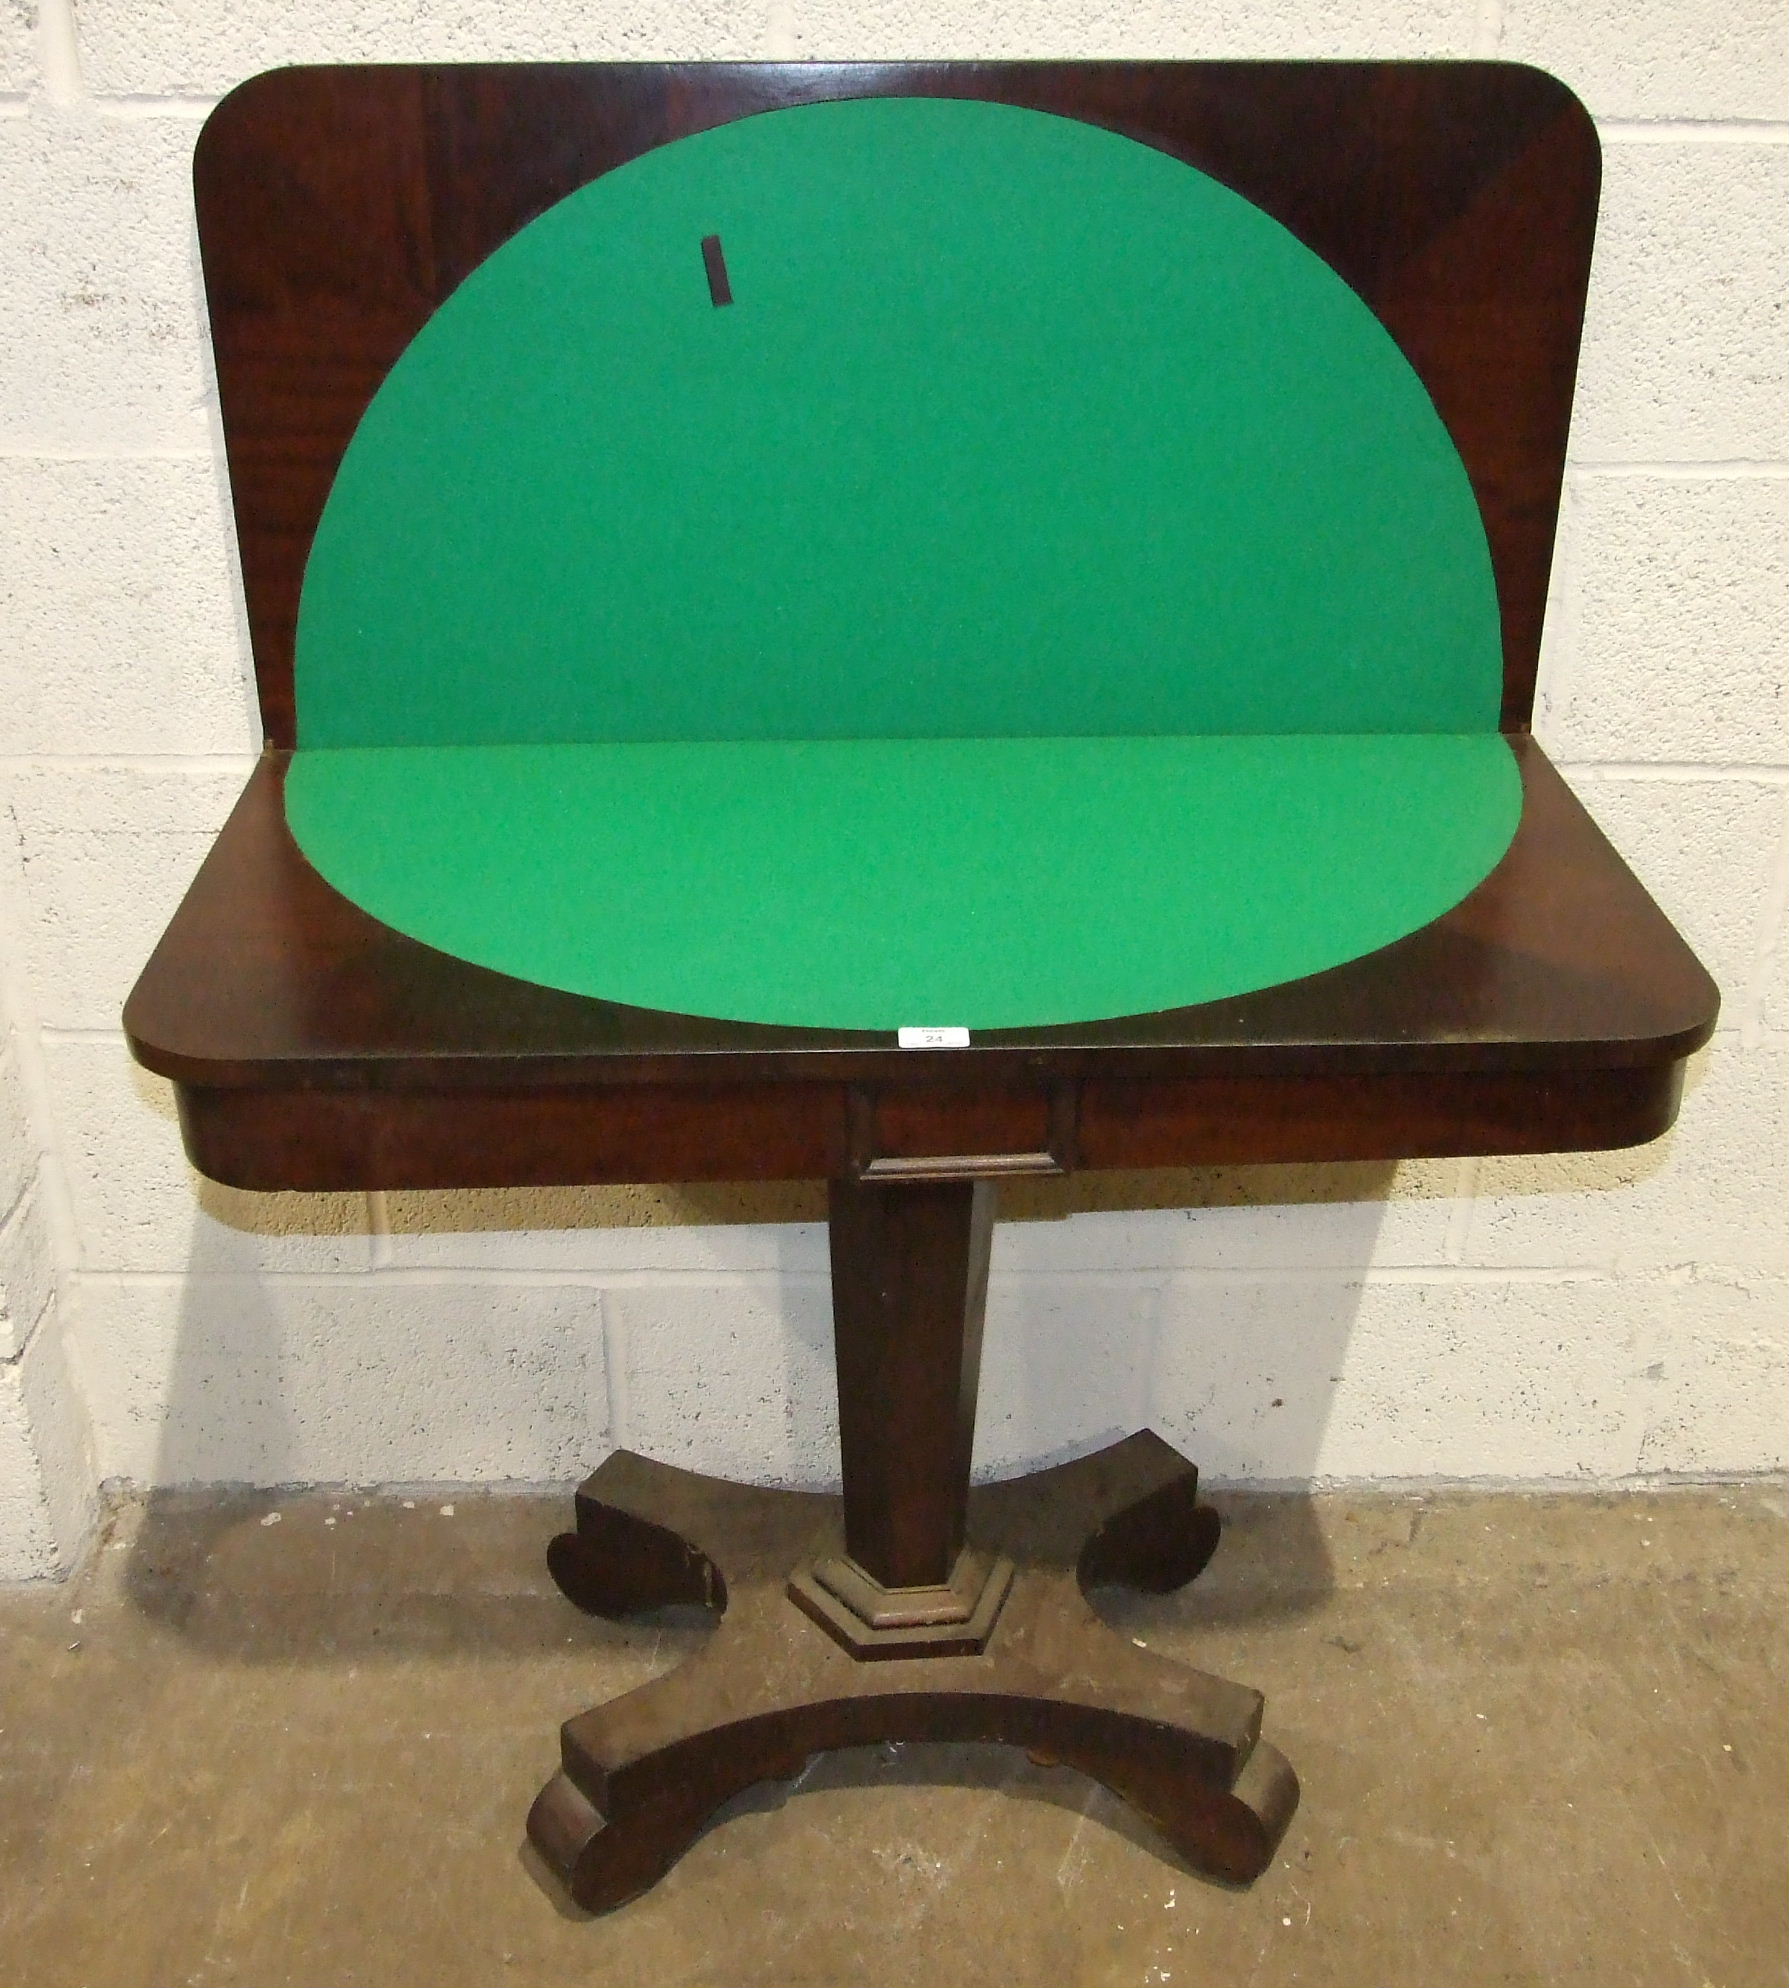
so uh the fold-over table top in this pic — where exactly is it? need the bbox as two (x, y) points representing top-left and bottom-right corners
(279, 91), (1519, 1033)
(294, 96), (1502, 751)
(127, 63), (1717, 1170)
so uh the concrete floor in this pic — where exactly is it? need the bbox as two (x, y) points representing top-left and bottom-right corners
(1, 1477), (1783, 1988)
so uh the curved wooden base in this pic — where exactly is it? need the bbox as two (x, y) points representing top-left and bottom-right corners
(528, 1433), (1298, 1912)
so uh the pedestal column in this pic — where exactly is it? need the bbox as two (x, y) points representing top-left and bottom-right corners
(789, 1177), (1013, 1655)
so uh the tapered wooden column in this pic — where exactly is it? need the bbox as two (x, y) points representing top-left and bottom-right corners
(830, 1176), (991, 1583)
(786, 1176), (1013, 1655)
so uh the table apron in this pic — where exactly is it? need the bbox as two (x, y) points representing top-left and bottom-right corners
(171, 1062), (1685, 1192)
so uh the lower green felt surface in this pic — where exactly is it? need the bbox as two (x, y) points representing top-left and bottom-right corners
(284, 735), (1522, 1032)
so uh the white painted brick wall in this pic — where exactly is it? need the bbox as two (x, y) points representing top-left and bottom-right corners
(0, 463), (257, 755)
(4, 759), (255, 1026)
(1541, 475), (1788, 766)
(0, 1358), (64, 1578)
(0, 1039), (36, 1221)
(1633, 1271), (1788, 1472)
(1571, 142), (1788, 465)
(975, 1275), (1156, 1476)
(1, 757), (96, 1570)
(1, 2), (32, 93)
(0, 1), (1783, 1580)
(41, 1042), (372, 1274)
(994, 1161), (1469, 1274)
(1761, 848), (1789, 1034)
(0, 1008), (94, 1574)
(7, 1299), (96, 1573)
(0, 1185), (56, 1361)
(1154, 1275), (1650, 1481)
(380, 1185), (829, 1274)
(75, 1), (774, 97)
(608, 1279), (837, 1486)
(1466, 1044), (1789, 1274)
(0, 110), (214, 455)
(783, 0), (1486, 62)
(69, 1276), (607, 1484)
(1501, 0), (1789, 121)
(1566, 777), (1784, 1000)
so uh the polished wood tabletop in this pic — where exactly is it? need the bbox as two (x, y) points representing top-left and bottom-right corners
(126, 62), (1715, 1193)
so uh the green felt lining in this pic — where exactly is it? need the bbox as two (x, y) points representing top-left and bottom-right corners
(294, 96), (1503, 749)
(288, 98), (1516, 1027)
(285, 735), (1522, 1031)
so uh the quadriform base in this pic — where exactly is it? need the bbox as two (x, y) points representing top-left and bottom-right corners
(527, 1434), (1298, 1913)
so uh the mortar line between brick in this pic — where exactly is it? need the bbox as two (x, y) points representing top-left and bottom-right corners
(765, 0), (798, 60)
(69, 1267), (828, 1292)
(1555, 762), (1789, 782)
(1443, 1158), (1479, 1264)
(0, 755), (254, 774)
(1569, 461), (1789, 479)
(36, 0), (81, 107)
(1147, 1264), (1623, 1288)
(1598, 119), (1789, 143)
(90, 96), (216, 120)
(1223, 1467), (1789, 1494)
(601, 1297), (631, 1450)
(1139, 1274), (1175, 1439)
(1532, 476), (1584, 740)
(0, 873), (83, 1289)
(0, 448), (213, 463)
(0, 1280), (60, 1371)
(1470, 0), (1504, 58)
(1740, 811), (1789, 1050)
(63, 1263), (1636, 1292)
(365, 1189), (392, 1268)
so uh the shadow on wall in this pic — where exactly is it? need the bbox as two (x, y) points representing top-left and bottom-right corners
(118, 1161), (1437, 1658)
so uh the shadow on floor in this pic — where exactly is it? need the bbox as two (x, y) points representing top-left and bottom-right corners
(119, 1470), (1339, 1666)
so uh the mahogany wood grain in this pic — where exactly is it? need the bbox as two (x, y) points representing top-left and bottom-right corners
(829, 1178), (992, 1588)
(531, 1438), (1295, 1909)
(143, 59), (1711, 1198)
(129, 737), (1716, 1189)
(196, 61), (1595, 748)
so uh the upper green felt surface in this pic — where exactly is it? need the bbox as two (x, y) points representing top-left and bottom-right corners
(288, 98), (1516, 1028)
(285, 735), (1521, 1031)
(294, 96), (1503, 747)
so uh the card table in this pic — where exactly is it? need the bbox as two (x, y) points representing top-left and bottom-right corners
(126, 61), (1717, 1910)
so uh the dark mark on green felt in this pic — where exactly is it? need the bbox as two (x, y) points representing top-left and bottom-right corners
(701, 233), (732, 307)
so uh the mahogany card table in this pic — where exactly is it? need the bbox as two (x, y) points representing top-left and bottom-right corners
(125, 61), (1717, 1911)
